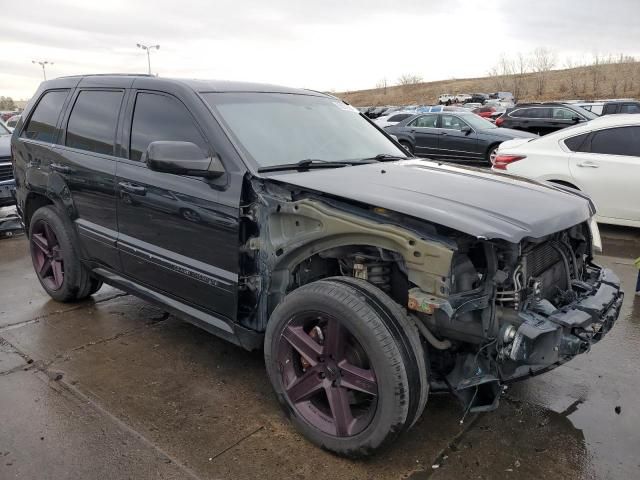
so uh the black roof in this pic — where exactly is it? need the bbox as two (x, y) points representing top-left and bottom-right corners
(39, 74), (327, 97)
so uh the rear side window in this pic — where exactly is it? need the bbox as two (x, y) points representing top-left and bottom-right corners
(130, 93), (208, 161)
(620, 104), (640, 113)
(66, 90), (124, 155)
(21, 90), (69, 142)
(564, 133), (590, 152)
(588, 126), (640, 156)
(552, 108), (577, 120)
(510, 108), (530, 118)
(409, 115), (437, 128)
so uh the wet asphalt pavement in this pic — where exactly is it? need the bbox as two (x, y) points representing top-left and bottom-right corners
(0, 221), (639, 479)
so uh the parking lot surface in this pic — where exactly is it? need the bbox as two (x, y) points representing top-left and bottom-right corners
(1, 225), (639, 479)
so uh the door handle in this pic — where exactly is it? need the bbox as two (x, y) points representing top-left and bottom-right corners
(441, 132), (448, 136)
(50, 163), (72, 173)
(576, 161), (599, 168)
(118, 182), (147, 194)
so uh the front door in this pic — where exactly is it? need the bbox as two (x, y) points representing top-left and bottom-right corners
(115, 91), (241, 320)
(437, 114), (480, 162)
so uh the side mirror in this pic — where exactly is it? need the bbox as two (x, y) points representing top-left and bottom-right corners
(572, 116), (581, 123)
(145, 141), (225, 178)
(461, 126), (472, 135)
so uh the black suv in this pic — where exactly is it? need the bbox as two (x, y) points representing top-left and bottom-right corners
(496, 102), (598, 135)
(12, 75), (622, 457)
(601, 100), (640, 115)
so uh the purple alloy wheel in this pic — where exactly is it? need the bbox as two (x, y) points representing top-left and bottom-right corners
(277, 313), (378, 437)
(30, 220), (64, 291)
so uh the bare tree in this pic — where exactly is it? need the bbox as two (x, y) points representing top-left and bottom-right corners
(563, 57), (583, 97)
(488, 65), (507, 90)
(396, 74), (423, 86)
(375, 78), (388, 94)
(531, 47), (556, 97)
(588, 53), (604, 97)
(497, 53), (529, 101)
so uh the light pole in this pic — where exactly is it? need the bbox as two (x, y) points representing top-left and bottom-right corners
(136, 43), (160, 75)
(32, 60), (53, 80)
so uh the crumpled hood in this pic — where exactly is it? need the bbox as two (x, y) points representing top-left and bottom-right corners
(268, 159), (594, 243)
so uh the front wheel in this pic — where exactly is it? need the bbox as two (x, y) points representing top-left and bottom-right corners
(400, 141), (414, 155)
(264, 278), (425, 457)
(487, 145), (499, 165)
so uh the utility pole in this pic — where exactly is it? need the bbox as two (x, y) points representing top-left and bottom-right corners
(136, 43), (160, 75)
(32, 60), (53, 80)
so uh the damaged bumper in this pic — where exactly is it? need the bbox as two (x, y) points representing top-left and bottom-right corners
(446, 266), (623, 413)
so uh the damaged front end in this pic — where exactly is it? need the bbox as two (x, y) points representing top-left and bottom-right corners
(410, 222), (623, 413)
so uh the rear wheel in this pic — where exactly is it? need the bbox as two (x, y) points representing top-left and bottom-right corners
(264, 278), (425, 457)
(29, 206), (99, 302)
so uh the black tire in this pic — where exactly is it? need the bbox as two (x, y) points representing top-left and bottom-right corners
(326, 277), (429, 429)
(264, 279), (417, 457)
(29, 206), (96, 303)
(400, 141), (414, 155)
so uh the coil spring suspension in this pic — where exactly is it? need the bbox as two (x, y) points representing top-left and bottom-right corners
(353, 256), (392, 292)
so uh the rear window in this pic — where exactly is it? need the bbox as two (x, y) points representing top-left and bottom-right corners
(66, 90), (124, 155)
(22, 90), (69, 143)
(387, 113), (413, 122)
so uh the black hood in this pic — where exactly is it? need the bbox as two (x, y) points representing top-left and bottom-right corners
(267, 160), (594, 243)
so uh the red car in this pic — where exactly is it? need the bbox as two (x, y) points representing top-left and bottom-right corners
(472, 106), (496, 118)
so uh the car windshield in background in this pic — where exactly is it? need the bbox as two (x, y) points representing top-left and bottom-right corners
(462, 113), (498, 130)
(202, 92), (406, 169)
(573, 105), (598, 120)
(0, 122), (10, 135)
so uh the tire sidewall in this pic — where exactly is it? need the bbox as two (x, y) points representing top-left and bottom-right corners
(264, 282), (410, 456)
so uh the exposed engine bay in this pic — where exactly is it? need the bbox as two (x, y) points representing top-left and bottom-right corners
(238, 179), (623, 414)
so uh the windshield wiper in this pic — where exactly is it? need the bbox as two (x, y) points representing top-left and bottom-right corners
(362, 154), (408, 161)
(258, 158), (376, 173)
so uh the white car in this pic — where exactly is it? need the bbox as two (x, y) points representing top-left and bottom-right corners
(438, 94), (455, 104)
(491, 114), (640, 228)
(455, 93), (472, 103)
(373, 111), (416, 129)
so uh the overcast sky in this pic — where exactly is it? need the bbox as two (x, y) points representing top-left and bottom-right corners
(1, 0), (639, 100)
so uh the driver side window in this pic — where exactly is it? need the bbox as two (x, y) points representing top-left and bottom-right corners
(440, 115), (467, 131)
(129, 92), (208, 161)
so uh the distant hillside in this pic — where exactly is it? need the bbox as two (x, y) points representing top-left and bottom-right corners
(338, 62), (640, 106)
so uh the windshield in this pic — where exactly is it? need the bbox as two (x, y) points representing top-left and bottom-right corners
(462, 114), (497, 130)
(572, 105), (598, 120)
(202, 92), (406, 168)
(0, 122), (9, 135)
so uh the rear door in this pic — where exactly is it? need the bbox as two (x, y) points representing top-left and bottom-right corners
(569, 125), (640, 222)
(115, 90), (241, 320)
(56, 88), (125, 269)
(408, 114), (440, 157)
(437, 114), (480, 162)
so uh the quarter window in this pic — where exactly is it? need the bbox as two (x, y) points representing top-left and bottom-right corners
(620, 104), (640, 114)
(21, 90), (69, 143)
(588, 126), (640, 156)
(66, 90), (123, 155)
(130, 93), (208, 161)
(564, 133), (590, 152)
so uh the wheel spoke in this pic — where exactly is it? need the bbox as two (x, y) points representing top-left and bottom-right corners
(39, 258), (52, 277)
(43, 223), (58, 247)
(51, 260), (64, 289)
(323, 318), (346, 361)
(325, 386), (354, 437)
(286, 367), (324, 403)
(282, 326), (322, 367)
(32, 233), (50, 255)
(339, 361), (377, 397)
